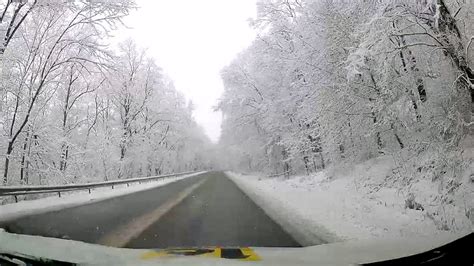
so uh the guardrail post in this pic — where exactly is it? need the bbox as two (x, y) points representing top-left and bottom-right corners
(58, 191), (61, 198)
(14, 195), (18, 203)
(127, 183), (129, 187)
(88, 188), (91, 194)
(112, 185), (114, 189)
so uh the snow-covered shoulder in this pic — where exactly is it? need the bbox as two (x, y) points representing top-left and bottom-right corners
(226, 156), (473, 243)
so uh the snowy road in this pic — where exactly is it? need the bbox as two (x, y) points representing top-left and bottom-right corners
(0, 172), (300, 249)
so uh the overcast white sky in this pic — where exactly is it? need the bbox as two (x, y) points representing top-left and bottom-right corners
(114, 0), (258, 142)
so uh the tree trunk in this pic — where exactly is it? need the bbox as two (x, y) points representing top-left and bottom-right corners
(368, 73), (384, 154)
(435, 0), (474, 108)
(303, 155), (310, 175)
(102, 158), (109, 181)
(59, 144), (69, 171)
(393, 22), (422, 121)
(312, 157), (318, 172)
(282, 149), (291, 178)
(400, 36), (426, 103)
(371, 111), (383, 154)
(20, 129), (30, 182)
(391, 123), (405, 149)
(3, 142), (13, 184)
(320, 152), (326, 169)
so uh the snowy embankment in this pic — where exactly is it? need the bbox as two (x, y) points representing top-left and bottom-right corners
(0, 172), (205, 222)
(227, 155), (473, 245)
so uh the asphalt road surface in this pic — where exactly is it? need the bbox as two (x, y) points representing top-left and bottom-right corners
(0, 172), (300, 248)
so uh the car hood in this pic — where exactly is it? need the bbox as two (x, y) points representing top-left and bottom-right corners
(0, 229), (470, 265)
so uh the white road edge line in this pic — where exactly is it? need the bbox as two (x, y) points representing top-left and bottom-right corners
(97, 178), (208, 248)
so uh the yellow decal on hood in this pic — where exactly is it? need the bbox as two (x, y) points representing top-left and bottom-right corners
(140, 247), (261, 261)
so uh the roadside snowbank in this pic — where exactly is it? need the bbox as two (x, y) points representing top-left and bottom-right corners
(227, 155), (473, 244)
(0, 172), (205, 222)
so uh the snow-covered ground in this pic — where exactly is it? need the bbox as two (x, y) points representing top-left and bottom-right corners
(227, 154), (473, 245)
(0, 172), (205, 222)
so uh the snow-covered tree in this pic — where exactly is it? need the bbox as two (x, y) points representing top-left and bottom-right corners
(218, 0), (473, 182)
(0, 1), (214, 186)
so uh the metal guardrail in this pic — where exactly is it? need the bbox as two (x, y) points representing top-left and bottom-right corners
(268, 171), (291, 178)
(0, 171), (198, 202)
